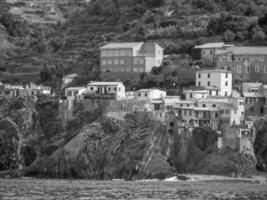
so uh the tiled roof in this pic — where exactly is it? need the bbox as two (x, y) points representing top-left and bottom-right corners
(216, 47), (267, 55)
(100, 42), (143, 49)
(195, 43), (234, 49)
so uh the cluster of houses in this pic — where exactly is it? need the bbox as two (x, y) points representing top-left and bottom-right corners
(0, 82), (52, 98)
(59, 41), (267, 156)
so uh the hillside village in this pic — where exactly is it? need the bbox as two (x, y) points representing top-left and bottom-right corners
(2, 41), (267, 158)
(1, 0), (267, 178)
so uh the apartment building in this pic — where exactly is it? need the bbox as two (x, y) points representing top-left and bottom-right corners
(100, 42), (163, 73)
(86, 81), (126, 100)
(193, 42), (234, 65)
(196, 70), (232, 97)
(215, 47), (267, 84)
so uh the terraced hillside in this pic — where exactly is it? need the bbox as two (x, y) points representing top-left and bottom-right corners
(1, 0), (267, 86)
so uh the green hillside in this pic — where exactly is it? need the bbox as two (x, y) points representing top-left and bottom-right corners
(1, 0), (267, 86)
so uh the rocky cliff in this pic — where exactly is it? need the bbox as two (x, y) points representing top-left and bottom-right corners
(0, 96), (260, 178)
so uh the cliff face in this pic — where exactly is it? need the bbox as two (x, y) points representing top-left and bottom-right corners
(0, 97), (43, 171)
(0, 96), (260, 178)
(27, 112), (173, 179)
(254, 118), (267, 171)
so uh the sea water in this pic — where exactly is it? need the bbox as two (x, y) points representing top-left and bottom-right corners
(0, 178), (266, 199)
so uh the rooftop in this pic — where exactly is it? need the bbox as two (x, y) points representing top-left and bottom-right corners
(243, 92), (265, 98)
(63, 73), (78, 78)
(65, 87), (87, 91)
(87, 81), (123, 86)
(216, 47), (267, 55)
(197, 69), (232, 74)
(137, 88), (166, 92)
(100, 42), (143, 49)
(195, 42), (234, 49)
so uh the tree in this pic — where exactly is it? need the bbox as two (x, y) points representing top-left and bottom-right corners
(253, 31), (266, 45)
(224, 29), (235, 42)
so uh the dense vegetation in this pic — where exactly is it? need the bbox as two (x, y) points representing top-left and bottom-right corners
(1, 0), (267, 91)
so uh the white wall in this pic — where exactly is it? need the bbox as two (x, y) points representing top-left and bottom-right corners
(196, 71), (232, 97)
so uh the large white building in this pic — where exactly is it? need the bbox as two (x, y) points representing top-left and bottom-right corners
(100, 42), (163, 73)
(86, 81), (126, 100)
(196, 70), (232, 97)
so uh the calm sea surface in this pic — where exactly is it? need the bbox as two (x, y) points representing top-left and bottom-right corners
(0, 178), (267, 200)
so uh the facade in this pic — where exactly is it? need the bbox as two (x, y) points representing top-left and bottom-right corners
(65, 87), (87, 101)
(25, 82), (51, 96)
(183, 88), (208, 100)
(215, 47), (267, 84)
(86, 81), (126, 100)
(193, 42), (234, 65)
(136, 89), (167, 101)
(100, 42), (163, 73)
(242, 82), (266, 116)
(223, 126), (255, 155)
(196, 70), (232, 97)
(3, 84), (27, 98)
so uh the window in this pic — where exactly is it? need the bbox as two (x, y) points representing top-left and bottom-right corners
(120, 59), (124, 65)
(180, 104), (183, 107)
(226, 73), (228, 78)
(144, 93), (148, 97)
(114, 87), (117, 91)
(215, 113), (218, 118)
(90, 87), (94, 90)
(207, 81), (210, 86)
(212, 104), (216, 108)
(198, 73), (201, 78)
(187, 104), (190, 107)
(207, 73), (210, 78)
(237, 65), (242, 73)
(255, 65), (260, 73)
(203, 104), (206, 107)
(260, 55), (264, 61)
(138, 93), (141, 97)
(190, 93), (193, 98)
(225, 81), (228, 86)
(216, 91), (219, 96)
(198, 82), (201, 86)
(202, 50), (205, 55)
(250, 107), (254, 112)
(67, 91), (72, 96)
(264, 66), (267, 73)
(102, 60), (106, 65)
(108, 87), (111, 91)
(114, 59), (118, 65)
(133, 58), (137, 65)
(120, 50), (125, 56)
(246, 66), (250, 73)
(210, 50), (212, 55)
